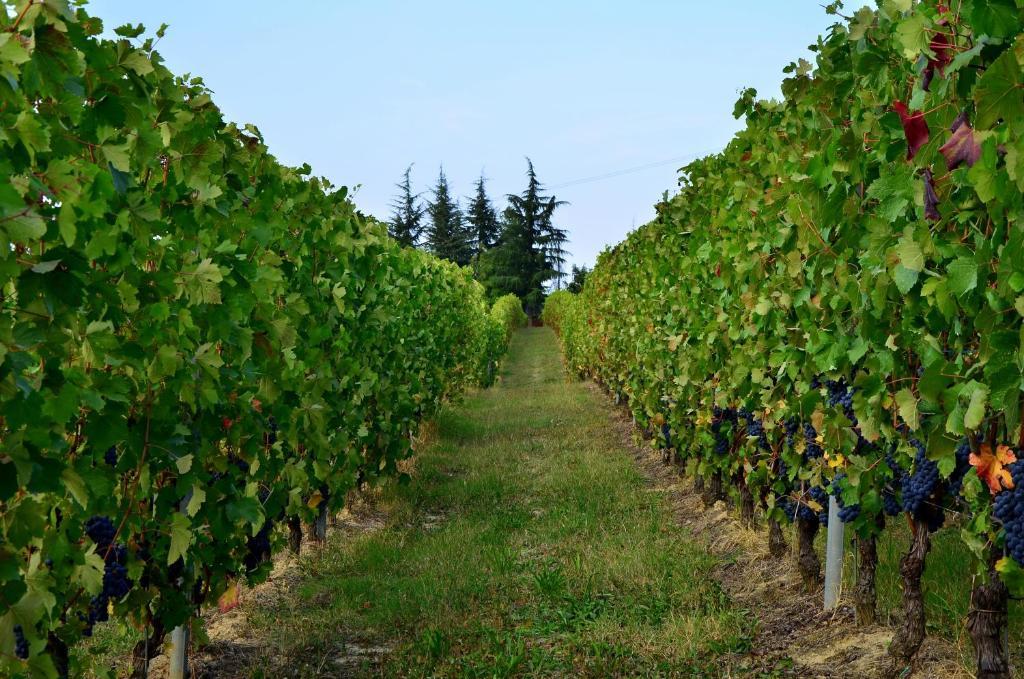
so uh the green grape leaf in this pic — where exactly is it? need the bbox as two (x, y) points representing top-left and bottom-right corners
(946, 257), (979, 296)
(168, 514), (192, 566)
(974, 46), (1024, 131)
(895, 388), (920, 430)
(964, 383), (989, 430)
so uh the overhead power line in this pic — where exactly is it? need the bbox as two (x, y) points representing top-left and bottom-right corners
(547, 148), (721, 191)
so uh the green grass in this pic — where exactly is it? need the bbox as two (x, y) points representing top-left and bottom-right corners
(241, 328), (755, 677)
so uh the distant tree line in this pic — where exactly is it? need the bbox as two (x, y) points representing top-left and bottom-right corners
(387, 159), (569, 316)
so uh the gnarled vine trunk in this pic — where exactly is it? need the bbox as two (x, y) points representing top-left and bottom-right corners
(48, 633), (69, 679)
(288, 516), (303, 555)
(703, 472), (725, 508)
(768, 518), (786, 558)
(796, 516), (821, 591)
(886, 518), (931, 677)
(854, 531), (878, 626)
(130, 619), (166, 679)
(693, 475), (705, 494)
(968, 557), (1010, 679)
(308, 501), (328, 545)
(739, 481), (755, 528)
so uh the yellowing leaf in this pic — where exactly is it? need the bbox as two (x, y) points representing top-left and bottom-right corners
(218, 580), (240, 613)
(186, 484), (206, 517)
(168, 514), (192, 565)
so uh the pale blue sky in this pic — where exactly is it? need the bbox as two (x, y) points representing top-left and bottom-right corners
(86, 1), (839, 270)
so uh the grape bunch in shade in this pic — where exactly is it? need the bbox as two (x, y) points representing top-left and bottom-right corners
(13, 624), (28, 660)
(781, 486), (829, 524)
(80, 516), (133, 636)
(783, 417), (799, 450)
(994, 460), (1024, 566)
(84, 516), (116, 549)
(803, 424), (824, 460)
(947, 438), (973, 498)
(825, 378), (854, 417)
(900, 438), (937, 515)
(711, 415), (730, 456)
(244, 521), (274, 572)
(738, 408), (768, 450)
(104, 446), (118, 467)
(881, 447), (903, 516)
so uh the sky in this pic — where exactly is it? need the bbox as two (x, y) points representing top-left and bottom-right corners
(85, 1), (841, 272)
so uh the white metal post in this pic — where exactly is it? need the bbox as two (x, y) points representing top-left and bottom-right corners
(168, 623), (189, 679)
(168, 492), (191, 679)
(824, 495), (844, 610)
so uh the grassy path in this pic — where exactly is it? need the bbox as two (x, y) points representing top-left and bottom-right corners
(242, 328), (751, 677)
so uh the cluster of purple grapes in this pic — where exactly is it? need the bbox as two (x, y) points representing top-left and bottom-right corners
(104, 445), (118, 467)
(266, 416), (278, 445)
(13, 624), (28, 660)
(243, 521), (273, 572)
(783, 417), (799, 450)
(900, 439), (938, 515)
(710, 414), (730, 455)
(81, 516), (132, 636)
(994, 460), (1024, 566)
(825, 377), (875, 455)
(661, 422), (672, 449)
(882, 449), (903, 516)
(84, 515), (116, 547)
(899, 439), (946, 531)
(947, 438), (973, 498)
(781, 486), (829, 524)
(825, 378), (854, 414)
(829, 473), (860, 522)
(738, 408), (769, 450)
(803, 423), (824, 459)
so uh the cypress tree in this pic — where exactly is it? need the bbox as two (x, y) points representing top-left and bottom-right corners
(387, 165), (424, 247)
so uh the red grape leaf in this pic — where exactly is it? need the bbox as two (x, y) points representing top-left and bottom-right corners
(922, 169), (940, 221)
(893, 101), (930, 160)
(939, 115), (982, 169)
(217, 580), (240, 613)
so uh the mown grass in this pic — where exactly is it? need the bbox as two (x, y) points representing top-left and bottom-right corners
(241, 327), (756, 677)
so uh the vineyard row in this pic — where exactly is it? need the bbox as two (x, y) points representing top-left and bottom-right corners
(544, 1), (1024, 677)
(0, 2), (526, 676)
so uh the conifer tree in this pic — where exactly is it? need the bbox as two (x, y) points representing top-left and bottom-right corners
(425, 168), (473, 266)
(566, 264), (589, 293)
(483, 159), (566, 314)
(465, 174), (500, 254)
(387, 165), (424, 247)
